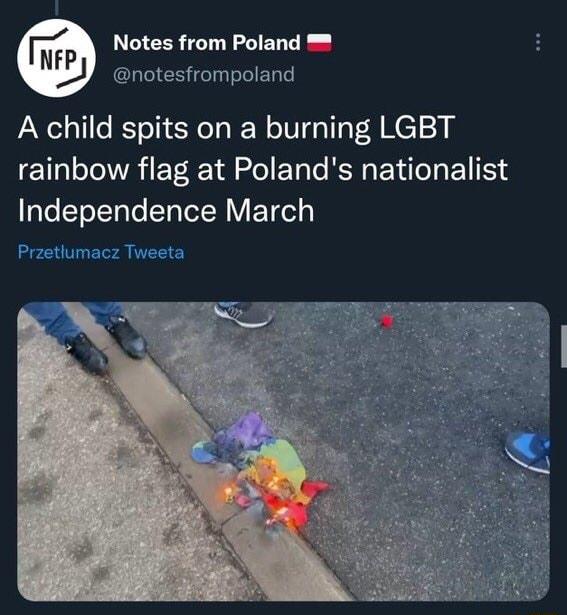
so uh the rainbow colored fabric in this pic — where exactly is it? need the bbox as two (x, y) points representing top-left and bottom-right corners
(191, 412), (329, 530)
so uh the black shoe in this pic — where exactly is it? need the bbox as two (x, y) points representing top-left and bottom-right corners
(214, 303), (273, 329)
(65, 333), (108, 375)
(105, 315), (147, 359)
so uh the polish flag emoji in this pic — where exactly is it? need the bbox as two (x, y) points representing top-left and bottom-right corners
(307, 33), (332, 52)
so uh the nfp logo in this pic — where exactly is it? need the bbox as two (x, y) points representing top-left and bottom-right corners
(17, 19), (96, 97)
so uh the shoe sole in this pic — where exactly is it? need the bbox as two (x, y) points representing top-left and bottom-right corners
(214, 305), (273, 329)
(504, 447), (550, 474)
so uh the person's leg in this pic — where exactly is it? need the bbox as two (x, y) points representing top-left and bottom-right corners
(83, 302), (147, 359)
(214, 302), (273, 328)
(23, 302), (108, 374)
(24, 302), (81, 345)
(82, 302), (124, 327)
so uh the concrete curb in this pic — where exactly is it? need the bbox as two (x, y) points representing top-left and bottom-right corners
(67, 303), (352, 602)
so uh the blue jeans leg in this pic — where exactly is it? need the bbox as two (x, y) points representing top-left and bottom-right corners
(24, 302), (82, 345)
(82, 302), (124, 328)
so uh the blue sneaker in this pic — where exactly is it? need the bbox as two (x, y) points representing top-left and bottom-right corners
(505, 432), (550, 475)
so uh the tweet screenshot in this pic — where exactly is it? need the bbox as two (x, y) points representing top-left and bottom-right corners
(8, 1), (563, 611)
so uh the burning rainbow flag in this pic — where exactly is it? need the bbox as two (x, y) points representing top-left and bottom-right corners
(191, 412), (329, 531)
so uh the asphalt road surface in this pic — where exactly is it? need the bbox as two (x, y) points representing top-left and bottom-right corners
(124, 302), (549, 601)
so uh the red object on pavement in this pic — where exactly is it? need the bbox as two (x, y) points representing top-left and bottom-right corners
(262, 493), (310, 529)
(235, 493), (252, 508)
(285, 502), (309, 527)
(301, 480), (330, 499)
(380, 314), (394, 328)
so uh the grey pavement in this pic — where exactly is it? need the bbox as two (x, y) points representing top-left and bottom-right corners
(124, 302), (550, 601)
(17, 312), (263, 601)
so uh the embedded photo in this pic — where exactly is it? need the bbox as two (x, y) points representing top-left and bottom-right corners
(17, 302), (550, 601)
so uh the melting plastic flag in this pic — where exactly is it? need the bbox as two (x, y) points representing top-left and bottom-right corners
(191, 412), (329, 531)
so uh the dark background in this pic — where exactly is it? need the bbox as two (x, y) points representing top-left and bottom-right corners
(5, 0), (564, 612)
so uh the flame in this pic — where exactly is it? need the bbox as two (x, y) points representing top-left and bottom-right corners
(223, 485), (235, 502)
